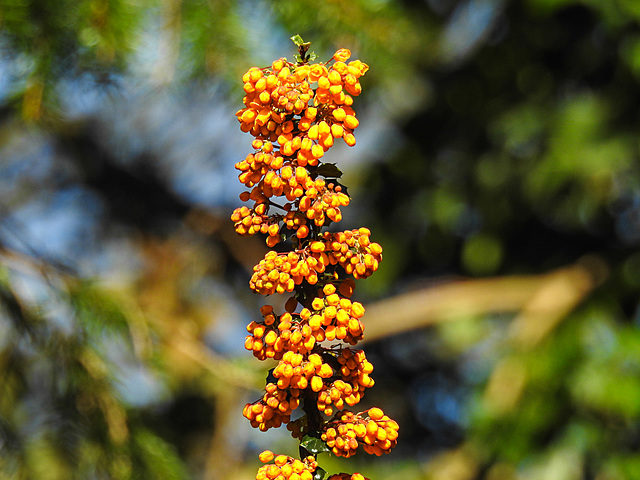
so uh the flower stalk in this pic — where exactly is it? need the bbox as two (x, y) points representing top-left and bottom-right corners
(232, 36), (398, 480)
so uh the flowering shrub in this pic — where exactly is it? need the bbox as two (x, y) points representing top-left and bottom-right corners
(232, 36), (398, 480)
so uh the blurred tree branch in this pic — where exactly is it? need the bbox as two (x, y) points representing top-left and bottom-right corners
(362, 256), (608, 344)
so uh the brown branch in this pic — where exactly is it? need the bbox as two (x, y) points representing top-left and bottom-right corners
(360, 256), (608, 344)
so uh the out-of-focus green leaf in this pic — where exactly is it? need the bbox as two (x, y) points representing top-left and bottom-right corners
(131, 428), (191, 480)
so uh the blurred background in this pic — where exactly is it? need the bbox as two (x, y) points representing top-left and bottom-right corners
(1, 0), (640, 479)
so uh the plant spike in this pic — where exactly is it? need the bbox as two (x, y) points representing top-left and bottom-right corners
(232, 37), (398, 480)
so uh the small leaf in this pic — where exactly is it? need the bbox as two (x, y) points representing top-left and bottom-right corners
(301, 434), (330, 454)
(316, 163), (343, 178)
(291, 34), (305, 47)
(291, 34), (313, 63)
(313, 466), (327, 480)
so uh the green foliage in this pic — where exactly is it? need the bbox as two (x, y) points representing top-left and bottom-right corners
(466, 306), (640, 477)
(301, 434), (331, 455)
(131, 428), (191, 480)
(0, 0), (145, 117)
(0, 265), (190, 479)
(290, 34), (316, 63)
(178, 0), (247, 79)
(313, 466), (327, 480)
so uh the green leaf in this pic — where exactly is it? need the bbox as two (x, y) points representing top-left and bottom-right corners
(301, 435), (330, 454)
(132, 428), (191, 480)
(316, 163), (343, 178)
(291, 34), (313, 63)
(313, 466), (327, 480)
(290, 34), (306, 47)
(294, 51), (316, 63)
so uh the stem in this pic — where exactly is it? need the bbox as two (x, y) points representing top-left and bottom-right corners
(299, 388), (325, 459)
(297, 42), (311, 65)
(268, 200), (288, 210)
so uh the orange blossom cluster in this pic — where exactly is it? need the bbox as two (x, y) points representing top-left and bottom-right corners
(232, 48), (367, 248)
(233, 45), (397, 480)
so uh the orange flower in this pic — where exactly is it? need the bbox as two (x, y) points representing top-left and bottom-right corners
(309, 64), (329, 83)
(333, 48), (351, 62)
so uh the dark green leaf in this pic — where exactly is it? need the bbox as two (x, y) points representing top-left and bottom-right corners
(313, 466), (327, 480)
(316, 163), (343, 178)
(267, 367), (276, 384)
(301, 434), (330, 454)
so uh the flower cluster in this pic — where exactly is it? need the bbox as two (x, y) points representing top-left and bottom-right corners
(231, 46), (369, 249)
(248, 229), (382, 296)
(256, 452), (318, 480)
(321, 408), (399, 458)
(328, 475), (370, 480)
(236, 48), (367, 157)
(233, 38), (397, 480)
